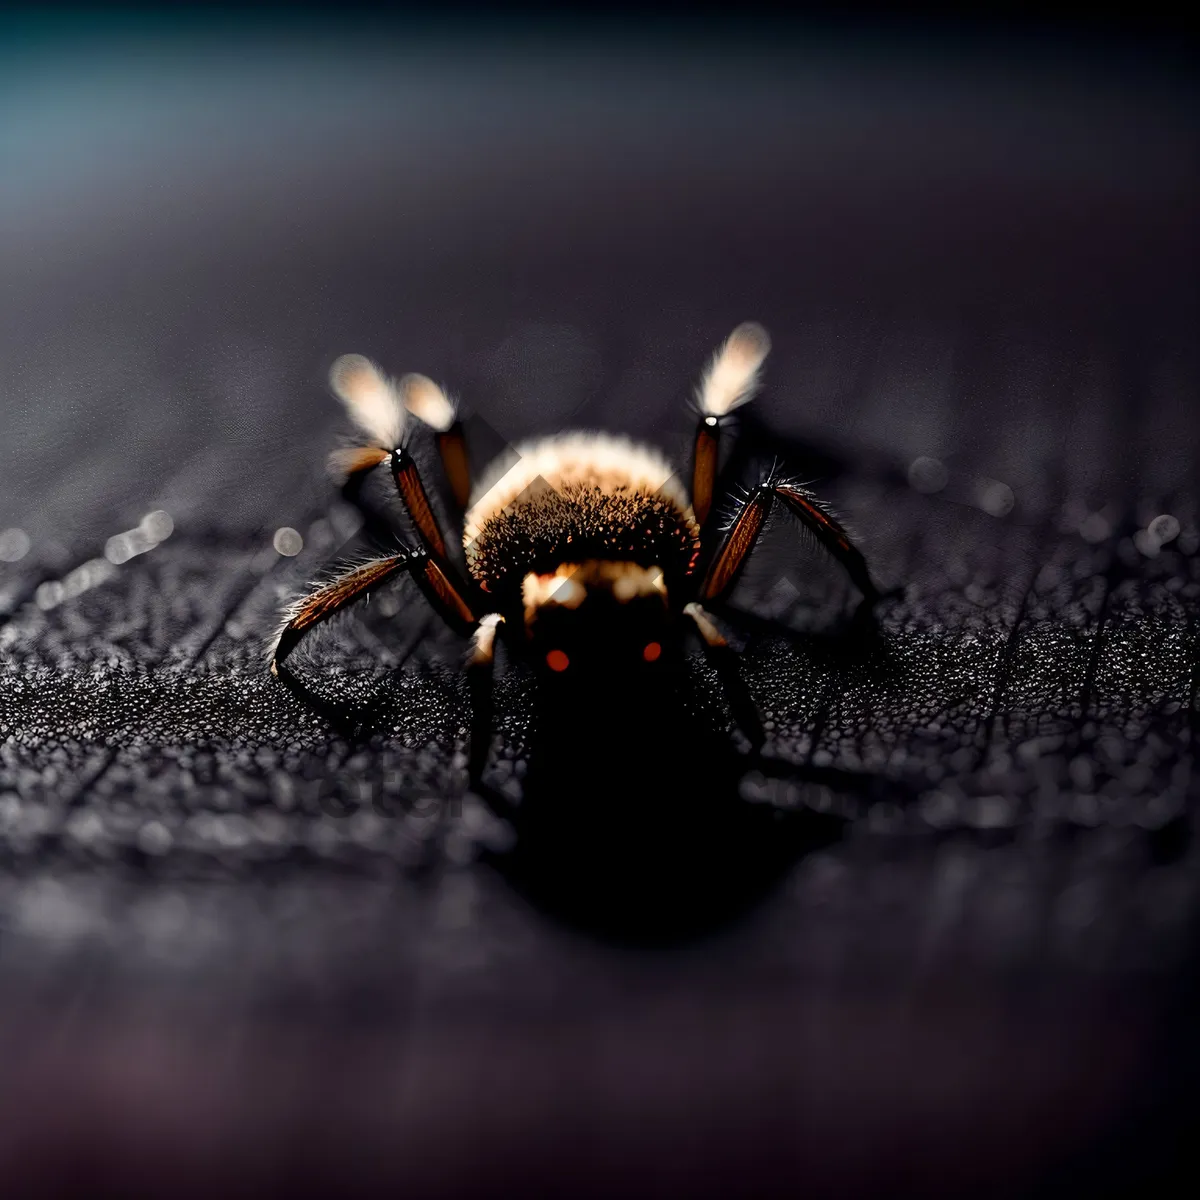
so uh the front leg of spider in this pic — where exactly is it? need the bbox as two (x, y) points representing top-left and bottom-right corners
(684, 601), (766, 751)
(272, 351), (496, 779)
(270, 549), (476, 676)
(326, 357), (477, 569)
(465, 614), (504, 790)
(691, 321), (772, 549)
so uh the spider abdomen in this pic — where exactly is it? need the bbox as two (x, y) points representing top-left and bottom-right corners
(462, 434), (701, 598)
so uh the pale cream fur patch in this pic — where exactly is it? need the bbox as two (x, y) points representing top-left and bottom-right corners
(522, 562), (668, 628)
(328, 354), (406, 449)
(468, 612), (504, 665)
(400, 373), (456, 432)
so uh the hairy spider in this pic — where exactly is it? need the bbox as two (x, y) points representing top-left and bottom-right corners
(270, 323), (882, 785)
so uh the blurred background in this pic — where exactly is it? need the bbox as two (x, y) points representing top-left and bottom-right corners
(1, 7), (1197, 1197)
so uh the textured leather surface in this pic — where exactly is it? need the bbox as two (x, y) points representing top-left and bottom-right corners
(1, 26), (1197, 1196)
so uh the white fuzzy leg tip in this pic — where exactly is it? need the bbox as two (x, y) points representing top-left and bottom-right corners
(400, 373), (457, 432)
(329, 353), (406, 449)
(469, 612), (504, 665)
(698, 321), (772, 416)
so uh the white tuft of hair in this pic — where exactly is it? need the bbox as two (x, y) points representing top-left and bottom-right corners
(400, 373), (457, 432)
(696, 321), (772, 416)
(329, 354), (406, 449)
(469, 612), (504, 665)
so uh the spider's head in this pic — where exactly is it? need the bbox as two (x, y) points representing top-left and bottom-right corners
(520, 561), (676, 683)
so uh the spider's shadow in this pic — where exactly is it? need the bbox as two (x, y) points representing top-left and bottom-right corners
(475, 752), (882, 948)
(472, 606), (905, 947)
(714, 407), (908, 498)
(277, 604), (905, 947)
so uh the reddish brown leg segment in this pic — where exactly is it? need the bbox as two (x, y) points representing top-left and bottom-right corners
(437, 422), (473, 512)
(271, 549), (477, 673)
(390, 447), (482, 619)
(692, 415), (721, 527)
(701, 487), (772, 602)
(391, 449), (448, 561)
(683, 602), (764, 749)
(701, 482), (880, 605)
(774, 484), (879, 603)
(271, 553), (418, 672)
(418, 554), (476, 632)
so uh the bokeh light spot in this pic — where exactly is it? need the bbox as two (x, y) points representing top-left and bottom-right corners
(907, 456), (948, 494)
(0, 528), (31, 563)
(273, 527), (304, 556)
(140, 510), (174, 541)
(1148, 513), (1180, 546)
(976, 479), (1015, 517)
(1079, 512), (1111, 543)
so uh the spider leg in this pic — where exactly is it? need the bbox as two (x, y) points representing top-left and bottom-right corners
(691, 320), (772, 534)
(396, 371), (472, 514)
(684, 602), (765, 750)
(436, 421), (472, 512)
(270, 548), (476, 675)
(691, 413), (721, 529)
(388, 447), (453, 561)
(700, 479), (881, 606)
(325, 356), (468, 571)
(329, 442), (454, 563)
(325, 449), (481, 658)
(466, 613), (504, 788)
(384, 445), (490, 624)
(699, 485), (772, 602)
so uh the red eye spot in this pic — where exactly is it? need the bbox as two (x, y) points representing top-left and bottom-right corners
(546, 649), (570, 673)
(642, 641), (662, 663)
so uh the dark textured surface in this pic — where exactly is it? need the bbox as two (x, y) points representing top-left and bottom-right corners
(1, 24), (1199, 1197)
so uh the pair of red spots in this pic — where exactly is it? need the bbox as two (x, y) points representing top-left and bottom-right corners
(546, 642), (661, 673)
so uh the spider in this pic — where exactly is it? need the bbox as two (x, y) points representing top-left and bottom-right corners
(270, 322), (882, 786)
